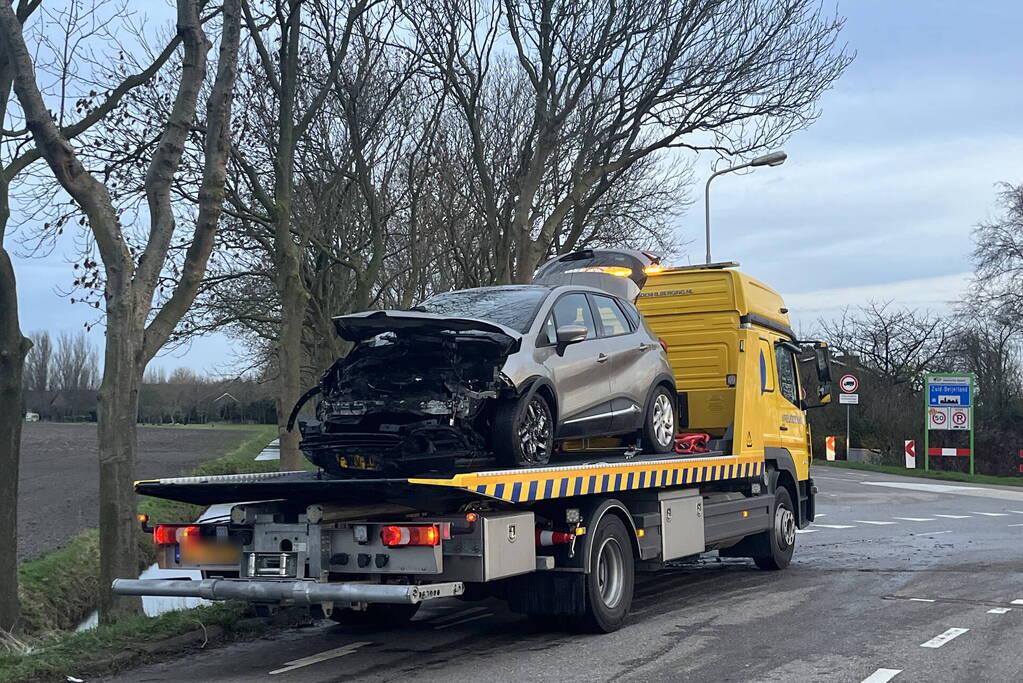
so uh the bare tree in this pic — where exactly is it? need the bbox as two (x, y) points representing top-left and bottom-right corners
(0, 0), (243, 622)
(23, 330), (51, 392)
(972, 182), (1023, 319)
(819, 302), (956, 388)
(408, 0), (850, 283)
(52, 330), (98, 391)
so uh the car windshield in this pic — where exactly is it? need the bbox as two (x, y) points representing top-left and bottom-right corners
(416, 287), (548, 333)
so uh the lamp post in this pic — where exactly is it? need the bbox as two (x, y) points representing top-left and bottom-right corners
(704, 150), (787, 264)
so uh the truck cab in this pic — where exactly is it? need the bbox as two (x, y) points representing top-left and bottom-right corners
(638, 261), (832, 526)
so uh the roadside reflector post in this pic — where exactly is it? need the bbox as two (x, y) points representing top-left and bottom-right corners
(825, 436), (836, 461)
(904, 440), (915, 469)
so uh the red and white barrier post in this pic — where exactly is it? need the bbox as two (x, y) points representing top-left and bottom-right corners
(904, 440), (916, 469)
(825, 435), (836, 461)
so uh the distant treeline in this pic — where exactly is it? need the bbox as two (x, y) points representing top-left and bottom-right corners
(22, 331), (275, 424)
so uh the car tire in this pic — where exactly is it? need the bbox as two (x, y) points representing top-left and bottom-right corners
(568, 514), (634, 633)
(752, 487), (796, 570)
(494, 392), (554, 467)
(642, 385), (676, 453)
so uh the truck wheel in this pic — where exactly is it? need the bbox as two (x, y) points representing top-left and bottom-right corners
(329, 602), (421, 627)
(573, 514), (634, 633)
(493, 393), (553, 467)
(642, 386), (676, 454)
(753, 487), (796, 570)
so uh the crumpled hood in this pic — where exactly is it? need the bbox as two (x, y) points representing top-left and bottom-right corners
(332, 310), (521, 346)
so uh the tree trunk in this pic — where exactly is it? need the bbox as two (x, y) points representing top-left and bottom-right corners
(0, 208), (30, 632)
(96, 296), (143, 623)
(276, 265), (308, 471)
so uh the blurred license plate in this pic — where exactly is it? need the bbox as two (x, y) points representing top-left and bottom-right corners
(337, 454), (381, 471)
(181, 542), (241, 566)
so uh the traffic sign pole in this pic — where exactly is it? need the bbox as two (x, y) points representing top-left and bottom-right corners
(924, 378), (929, 471)
(969, 374), (975, 475)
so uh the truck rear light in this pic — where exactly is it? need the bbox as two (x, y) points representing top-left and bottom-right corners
(153, 524), (182, 545)
(380, 525), (441, 547)
(153, 524), (202, 545)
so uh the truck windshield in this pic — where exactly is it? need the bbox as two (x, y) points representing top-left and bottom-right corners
(416, 286), (548, 333)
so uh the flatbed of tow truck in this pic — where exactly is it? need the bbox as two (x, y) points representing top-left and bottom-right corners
(135, 449), (762, 505)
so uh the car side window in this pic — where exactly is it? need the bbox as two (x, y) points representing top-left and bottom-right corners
(775, 344), (799, 406)
(551, 293), (597, 341)
(591, 295), (632, 337)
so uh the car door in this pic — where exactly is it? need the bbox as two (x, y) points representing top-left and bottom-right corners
(535, 292), (614, 437)
(588, 293), (657, 433)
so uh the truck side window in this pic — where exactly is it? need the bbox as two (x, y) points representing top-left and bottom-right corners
(775, 344), (799, 406)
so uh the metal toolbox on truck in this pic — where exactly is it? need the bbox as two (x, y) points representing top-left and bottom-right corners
(439, 512), (535, 582)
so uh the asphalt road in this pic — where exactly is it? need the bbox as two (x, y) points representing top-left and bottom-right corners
(104, 467), (1023, 683)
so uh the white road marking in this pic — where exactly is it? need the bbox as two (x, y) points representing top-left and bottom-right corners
(1008, 510), (1023, 514)
(816, 513), (828, 517)
(269, 641), (371, 675)
(926, 530), (952, 535)
(863, 481), (1023, 502)
(1008, 523), (1023, 527)
(1011, 599), (1023, 605)
(908, 598), (936, 602)
(855, 520), (897, 525)
(920, 627), (969, 648)
(434, 613), (492, 629)
(970, 511), (1009, 516)
(933, 514), (971, 519)
(861, 668), (902, 683)
(813, 524), (856, 529)
(795, 529), (817, 534)
(988, 608), (1012, 614)
(428, 606), (489, 624)
(893, 517), (935, 522)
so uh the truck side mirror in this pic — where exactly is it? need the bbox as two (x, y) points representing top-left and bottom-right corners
(814, 343), (832, 404)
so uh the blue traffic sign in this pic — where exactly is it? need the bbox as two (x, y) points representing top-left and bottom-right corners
(928, 383), (971, 407)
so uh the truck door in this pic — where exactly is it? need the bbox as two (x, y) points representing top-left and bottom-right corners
(771, 340), (810, 465)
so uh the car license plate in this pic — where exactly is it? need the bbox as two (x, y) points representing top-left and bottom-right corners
(181, 541), (241, 566)
(336, 454), (381, 471)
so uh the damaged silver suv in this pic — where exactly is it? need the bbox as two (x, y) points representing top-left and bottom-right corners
(296, 284), (676, 476)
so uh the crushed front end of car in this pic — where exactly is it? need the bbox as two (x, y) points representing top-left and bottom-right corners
(296, 311), (521, 477)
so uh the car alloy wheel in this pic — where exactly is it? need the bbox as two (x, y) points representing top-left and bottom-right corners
(517, 397), (552, 465)
(651, 392), (675, 448)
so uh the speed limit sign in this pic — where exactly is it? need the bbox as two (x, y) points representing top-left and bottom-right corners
(839, 374), (859, 393)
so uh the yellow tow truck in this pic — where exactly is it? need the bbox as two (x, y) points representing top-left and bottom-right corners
(116, 252), (832, 633)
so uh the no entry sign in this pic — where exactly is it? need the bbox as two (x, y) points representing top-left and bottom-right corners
(840, 374), (859, 393)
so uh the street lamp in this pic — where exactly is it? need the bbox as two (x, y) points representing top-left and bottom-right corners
(704, 150), (787, 264)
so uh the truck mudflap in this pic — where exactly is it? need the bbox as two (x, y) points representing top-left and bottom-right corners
(111, 578), (464, 604)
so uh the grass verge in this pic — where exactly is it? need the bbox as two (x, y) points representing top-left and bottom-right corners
(14, 425), (278, 637)
(815, 459), (1023, 487)
(0, 601), (310, 682)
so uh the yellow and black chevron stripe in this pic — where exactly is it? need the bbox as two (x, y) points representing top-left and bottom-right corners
(409, 454), (764, 504)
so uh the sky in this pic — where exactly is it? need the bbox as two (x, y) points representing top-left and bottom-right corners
(8, 0), (1023, 373)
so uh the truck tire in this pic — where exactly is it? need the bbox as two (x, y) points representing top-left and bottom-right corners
(642, 386), (676, 454)
(572, 514), (634, 633)
(493, 393), (553, 467)
(329, 602), (421, 628)
(752, 487), (796, 570)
